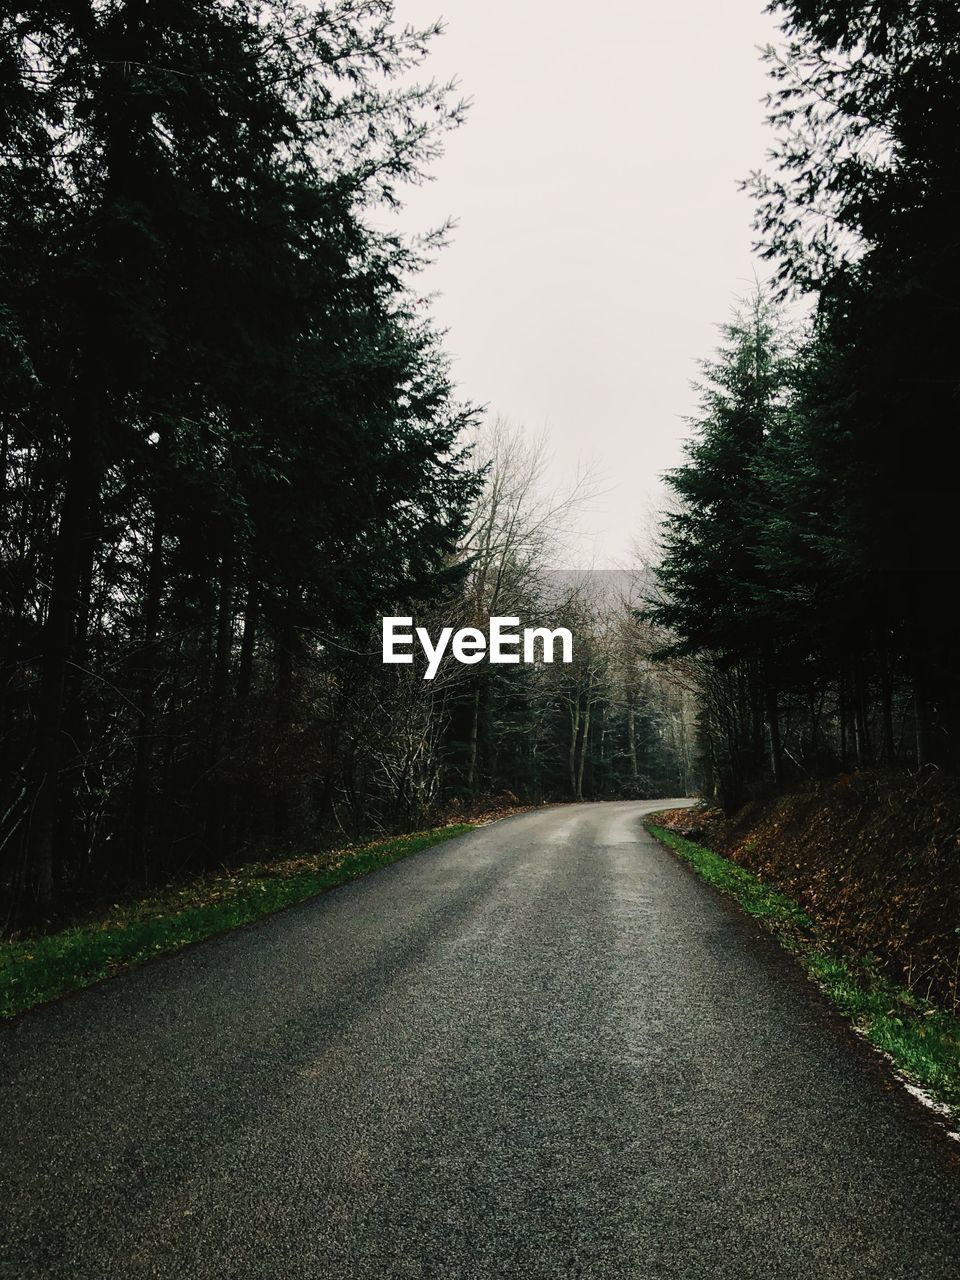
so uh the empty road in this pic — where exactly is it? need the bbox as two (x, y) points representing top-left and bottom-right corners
(2, 800), (960, 1278)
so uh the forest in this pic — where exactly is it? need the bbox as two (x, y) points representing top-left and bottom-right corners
(0, 2), (692, 931)
(8, 6), (960, 1269)
(4, 0), (959, 936)
(649, 1), (960, 812)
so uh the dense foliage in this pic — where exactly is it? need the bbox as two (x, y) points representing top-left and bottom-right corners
(1, 4), (690, 931)
(0, 1), (481, 926)
(649, 0), (960, 807)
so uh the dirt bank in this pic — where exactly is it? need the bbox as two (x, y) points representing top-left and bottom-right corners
(658, 768), (960, 1010)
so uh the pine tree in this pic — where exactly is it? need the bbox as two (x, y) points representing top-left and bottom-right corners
(649, 292), (791, 803)
(751, 0), (960, 765)
(0, 2), (478, 920)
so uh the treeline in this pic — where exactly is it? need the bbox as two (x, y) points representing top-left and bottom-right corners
(649, 1), (960, 809)
(212, 423), (696, 847)
(1, 4), (690, 929)
(422, 425), (697, 814)
(0, 1), (479, 927)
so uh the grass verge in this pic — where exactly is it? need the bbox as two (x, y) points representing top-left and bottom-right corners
(646, 820), (960, 1119)
(0, 824), (475, 1021)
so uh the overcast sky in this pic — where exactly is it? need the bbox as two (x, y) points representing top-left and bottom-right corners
(392, 0), (779, 566)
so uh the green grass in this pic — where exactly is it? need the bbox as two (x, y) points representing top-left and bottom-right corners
(0, 823), (475, 1020)
(646, 821), (960, 1116)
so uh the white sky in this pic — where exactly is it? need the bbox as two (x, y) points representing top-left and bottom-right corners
(392, 0), (779, 566)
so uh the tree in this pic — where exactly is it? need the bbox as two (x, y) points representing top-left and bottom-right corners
(452, 418), (595, 796)
(750, 0), (960, 766)
(648, 291), (791, 804)
(0, 2), (478, 923)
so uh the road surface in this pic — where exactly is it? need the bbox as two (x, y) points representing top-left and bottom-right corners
(2, 800), (960, 1278)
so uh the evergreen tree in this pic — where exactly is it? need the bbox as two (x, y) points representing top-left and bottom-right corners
(649, 293), (790, 802)
(0, 2), (478, 921)
(751, 0), (960, 764)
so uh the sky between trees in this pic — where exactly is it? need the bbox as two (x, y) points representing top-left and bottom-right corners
(392, 0), (779, 565)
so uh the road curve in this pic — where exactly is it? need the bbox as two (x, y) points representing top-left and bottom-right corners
(2, 800), (960, 1278)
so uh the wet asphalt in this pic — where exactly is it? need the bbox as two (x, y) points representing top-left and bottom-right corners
(2, 800), (960, 1278)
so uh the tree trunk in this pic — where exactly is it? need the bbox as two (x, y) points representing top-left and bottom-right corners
(838, 667), (848, 770)
(206, 553), (234, 856)
(25, 422), (102, 915)
(852, 657), (870, 766)
(130, 505), (165, 879)
(236, 579), (259, 705)
(272, 614), (295, 840)
(626, 690), (639, 783)
(913, 657), (930, 769)
(765, 682), (784, 785)
(878, 641), (895, 766)
(568, 697), (580, 799)
(576, 691), (592, 802)
(466, 681), (481, 794)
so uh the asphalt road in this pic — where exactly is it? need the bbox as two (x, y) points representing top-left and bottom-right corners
(3, 800), (960, 1279)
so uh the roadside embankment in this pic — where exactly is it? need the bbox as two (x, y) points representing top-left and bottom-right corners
(647, 771), (960, 1119)
(656, 770), (960, 1007)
